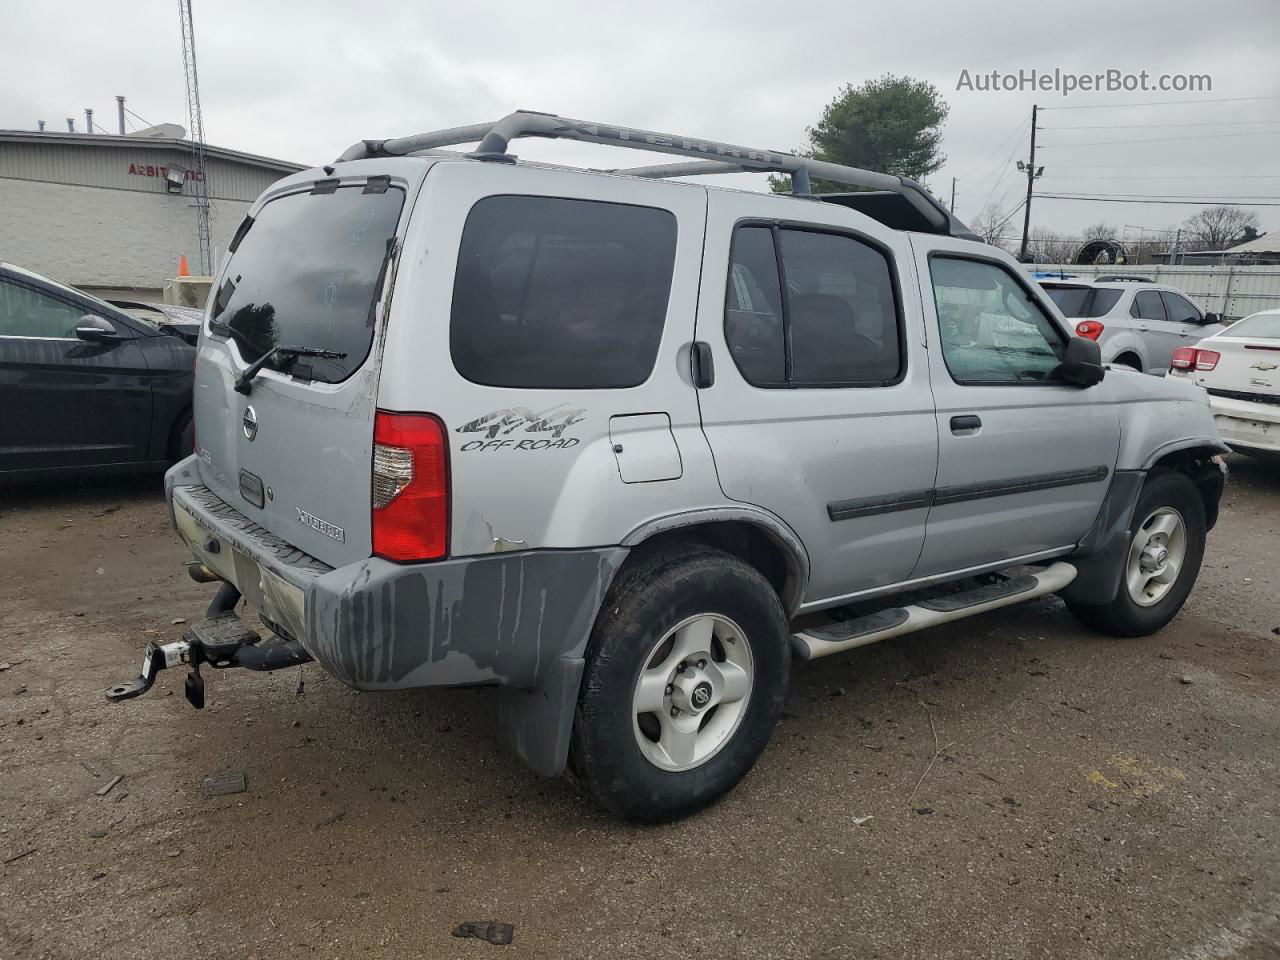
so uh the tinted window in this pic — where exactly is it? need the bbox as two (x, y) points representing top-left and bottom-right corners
(931, 257), (1066, 384)
(1161, 291), (1201, 324)
(725, 227), (785, 385)
(0, 280), (88, 338)
(450, 196), (677, 389)
(1131, 291), (1167, 322)
(1043, 285), (1122, 318)
(722, 225), (902, 387)
(211, 184), (404, 384)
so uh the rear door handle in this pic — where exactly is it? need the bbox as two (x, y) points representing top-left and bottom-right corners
(950, 415), (982, 434)
(691, 341), (715, 388)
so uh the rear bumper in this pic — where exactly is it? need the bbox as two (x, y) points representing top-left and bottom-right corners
(1209, 395), (1280, 454)
(164, 456), (626, 693)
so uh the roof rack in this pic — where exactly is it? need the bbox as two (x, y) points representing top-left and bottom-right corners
(1096, 275), (1154, 283)
(336, 110), (975, 240)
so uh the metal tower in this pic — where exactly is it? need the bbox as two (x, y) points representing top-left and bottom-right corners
(179, 0), (212, 275)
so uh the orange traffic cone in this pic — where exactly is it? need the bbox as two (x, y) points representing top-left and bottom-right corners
(177, 255), (190, 277)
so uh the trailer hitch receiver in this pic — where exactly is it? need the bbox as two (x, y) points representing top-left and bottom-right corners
(104, 614), (311, 709)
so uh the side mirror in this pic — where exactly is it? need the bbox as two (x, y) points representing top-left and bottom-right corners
(75, 314), (120, 342)
(1061, 336), (1105, 387)
(1202, 312), (1223, 326)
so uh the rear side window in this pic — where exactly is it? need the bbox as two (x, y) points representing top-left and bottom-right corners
(211, 184), (404, 384)
(723, 224), (902, 387)
(1131, 290), (1167, 322)
(450, 196), (677, 389)
(1043, 285), (1122, 319)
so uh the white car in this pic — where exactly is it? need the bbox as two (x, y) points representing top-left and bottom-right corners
(1169, 309), (1280, 457)
(1038, 275), (1226, 375)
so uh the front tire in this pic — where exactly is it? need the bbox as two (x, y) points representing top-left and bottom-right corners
(569, 543), (790, 822)
(1066, 469), (1206, 637)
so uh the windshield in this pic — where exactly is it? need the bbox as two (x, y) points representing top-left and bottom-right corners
(210, 183), (404, 383)
(1224, 312), (1280, 339)
(1042, 284), (1122, 318)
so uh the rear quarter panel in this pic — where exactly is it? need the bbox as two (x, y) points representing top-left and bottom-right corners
(377, 161), (733, 557)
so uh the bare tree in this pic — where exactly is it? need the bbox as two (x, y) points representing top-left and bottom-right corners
(1181, 206), (1262, 251)
(1083, 222), (1118, 242)
(1025, 228), (1076, 264)
(971, 204), (1012, 249)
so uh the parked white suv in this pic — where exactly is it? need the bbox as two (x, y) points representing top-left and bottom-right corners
(1038, 275), (1226, 375)
(107, 111), (1227, 821)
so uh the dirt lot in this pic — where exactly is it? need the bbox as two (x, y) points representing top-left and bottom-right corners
(1, 457), (1278, 960)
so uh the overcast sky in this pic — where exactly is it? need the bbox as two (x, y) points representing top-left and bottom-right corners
(3, 0), (1278, 246)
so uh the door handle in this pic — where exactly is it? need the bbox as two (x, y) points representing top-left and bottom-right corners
(691, 341), (715, 388)
(950, 415), (982, 434)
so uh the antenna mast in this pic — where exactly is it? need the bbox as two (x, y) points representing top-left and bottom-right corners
(179, 0), (212, 275)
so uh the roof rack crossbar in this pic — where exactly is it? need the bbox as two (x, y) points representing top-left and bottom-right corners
(336, 110), (962, 234)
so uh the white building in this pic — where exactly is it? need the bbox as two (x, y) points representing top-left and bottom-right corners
(0, 129), (303, 298)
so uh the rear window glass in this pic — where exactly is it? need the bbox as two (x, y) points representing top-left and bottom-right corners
(1226, 312), (1280, 339)
(1043, 285), (1121, 318)
(210, 184), (404, 383)
(450, 196), (677, 389)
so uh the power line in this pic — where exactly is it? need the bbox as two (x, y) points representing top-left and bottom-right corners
(1042, 174), (1280, 181)
(1040, 95), (1280, 110)
(955, 115), (1031, 182)
(1039, 193), (1280, 206)
(1046, 119), (1280, 130)
(1040, 130), (1280, 147)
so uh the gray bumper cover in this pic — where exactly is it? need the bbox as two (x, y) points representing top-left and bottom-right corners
(164, 456), (626, 776)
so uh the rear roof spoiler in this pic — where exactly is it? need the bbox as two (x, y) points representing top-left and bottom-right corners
(336, 109), (977, 240)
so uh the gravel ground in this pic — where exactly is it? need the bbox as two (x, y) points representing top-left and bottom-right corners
(1, 456), (1277, 959)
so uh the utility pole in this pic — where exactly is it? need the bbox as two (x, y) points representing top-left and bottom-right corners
(950, 176), (956, 212)
(1018, 104), (1041, 262)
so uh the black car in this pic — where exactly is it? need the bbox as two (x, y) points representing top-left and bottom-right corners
(0, 263), (196, 480)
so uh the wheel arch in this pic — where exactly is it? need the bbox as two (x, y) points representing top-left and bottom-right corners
(621, 508), (810, 616)
(1145, 443), (1228, 531)
(1101, 332), (1146, 370)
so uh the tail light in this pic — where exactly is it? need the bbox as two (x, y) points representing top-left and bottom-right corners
(371, 411), (449, 562)
(1075, 320), (1104, 340)
(1171, 347), (1220, 372)
(1193, 349), (1220, 371)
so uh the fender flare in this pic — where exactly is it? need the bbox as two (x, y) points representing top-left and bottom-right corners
(1140, 437), (1230, 471)
(622, 505), (811, 615)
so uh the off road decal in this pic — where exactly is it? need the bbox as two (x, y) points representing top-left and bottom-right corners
(456, 404), (586, 453)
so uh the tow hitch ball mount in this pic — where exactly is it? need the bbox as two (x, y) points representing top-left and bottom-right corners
(104, 614), (311, 709)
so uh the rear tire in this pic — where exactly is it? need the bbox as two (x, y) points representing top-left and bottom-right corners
(1065, 469), (1205, 637)
(569, 543), (790, 822)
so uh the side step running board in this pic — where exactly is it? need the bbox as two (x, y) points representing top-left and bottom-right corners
(792, 562), (1077, 661)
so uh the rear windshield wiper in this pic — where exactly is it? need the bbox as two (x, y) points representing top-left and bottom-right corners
(233, 344), (348, 395)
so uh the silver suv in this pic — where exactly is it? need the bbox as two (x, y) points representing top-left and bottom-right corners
(1038, 275), (1226, 375)
(107, 111), (1228, 821)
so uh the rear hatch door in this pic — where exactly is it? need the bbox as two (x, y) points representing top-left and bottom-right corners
(193, 164), (422, 567)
